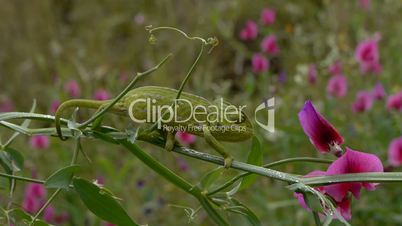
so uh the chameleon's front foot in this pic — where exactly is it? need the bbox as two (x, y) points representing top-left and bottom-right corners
(223, 156), (233, 168)
(165, 131), (176, 152)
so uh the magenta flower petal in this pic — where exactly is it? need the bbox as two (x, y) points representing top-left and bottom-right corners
(239, 20), (258, 41)
(294, 170), (326, 211)
(25, 183), (47, 199)
(50, 100), (60, 114)
(251, 53), (269, 74)
(94, 89), (110, 101)
(386, 91), (402, 112)
(298, 101), (344, 153)
(326, 74), (348, 97)
(358, 0), (371, 10)
(261, 8), (276, 26)
(328, 61), (342, 76)
(176, 131), (196, 145)
(261, 35), (280, 56)
(0, 99), (14, 112)
(22, 196), (41, 214)
(64, 80), (80, 98)
(325, 148), (384, 202)
(336, 198), (352, 221)
(307, 64), (317, 85)
(388, 137), (402, 167)
(44, 205), (55, 223)
(372, 82), (386, 100)
(355, 34), (381, 74)
(352, 90), (373, 113)
(29, 135), (50, 149)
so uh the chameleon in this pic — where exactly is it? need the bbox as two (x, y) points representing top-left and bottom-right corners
(55, 86), (254, 168)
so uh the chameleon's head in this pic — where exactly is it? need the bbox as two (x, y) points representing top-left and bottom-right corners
(210, 103), (254, 142)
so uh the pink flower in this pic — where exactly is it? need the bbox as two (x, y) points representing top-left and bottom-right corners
(0, 99), (13, 112)
(134, 13), (145, 25)
(294, 171), (352, 221)
(307, 64), (317, 85)
(326, 74), (348, 97)
(386, 91), (402, 111)
(294, 170), (326, 209)
(239, 20), (258, 41)
(64, 80), (80, 97)
(328, 61), (342, 76)
(251, 54), (269, 74)
(25, 183), (47, 199)
(29, 135), (50, 149)
(54, 212), (69, 224)
(261, 8), (276, 26)
(44, 206), (55, 223)
(261, 35), (280, 55)
(358, 0), (371, 10)
(355, 34), (382, 74)
(176, 131), (196, 145)
(50, 100), (60, 114)
(298, 100), (344, 154)
(352, 91), (373, 113)
(372, 82), (386, 100)
(94, 89), (110, 101)
(388, 137), (402, 167)
(22, 196), (41, 214)
(325, 148), (383, 202)
(22, 183), (46, 213)
(176, 157), (189, 172)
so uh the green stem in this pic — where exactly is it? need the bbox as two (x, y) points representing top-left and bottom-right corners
(30, 138), (81, 225)
(30, 188), (62, 225)
(303, 192), (321, 226)
(208, 157), (332, 195)
(0, 172), (45, 184)
(1, 115), (402, 187)
(119, 140), (228, 226)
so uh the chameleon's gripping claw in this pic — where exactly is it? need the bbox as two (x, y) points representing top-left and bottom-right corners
(165, 132), (176, 152)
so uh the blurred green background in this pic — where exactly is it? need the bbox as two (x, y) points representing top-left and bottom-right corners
(0, 0), (402, 225)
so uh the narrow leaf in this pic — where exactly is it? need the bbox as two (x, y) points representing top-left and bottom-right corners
(240, 136), (263, 190)
(73, 178), (139, 226)
(229, 198), (261, 226)
(200, 167), (224, 190)
(4, 147), (24, 171)
(45, 165), (80, 189)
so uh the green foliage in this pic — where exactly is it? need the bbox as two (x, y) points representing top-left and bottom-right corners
(73, 178), (139, 226)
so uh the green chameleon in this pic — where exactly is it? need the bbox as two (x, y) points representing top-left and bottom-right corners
(55, 86), (254, 168)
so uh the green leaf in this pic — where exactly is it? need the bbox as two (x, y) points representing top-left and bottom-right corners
(240, 136), (263, 190)
(8, 208), (51, 226)
(226, 181), (242, 197)
(73, 178), (139, 226)
(45, 165), (80, 189)
(302, 192), (322, 212)
(3, 99), (36, 147)
(4, 147), (24, 171)
(0, 151), (13, 173)
(199, 166), (224, 190)
(228, 199), (261, 226)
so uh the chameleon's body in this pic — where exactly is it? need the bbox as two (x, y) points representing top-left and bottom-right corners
(55, 86), (254, 167)
(119, 86), (254, 142)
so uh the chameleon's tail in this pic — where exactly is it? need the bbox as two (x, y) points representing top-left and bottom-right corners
(55, 99), (110, 140)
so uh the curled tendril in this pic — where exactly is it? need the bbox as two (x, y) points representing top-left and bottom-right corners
(145, 25), (219, 53)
